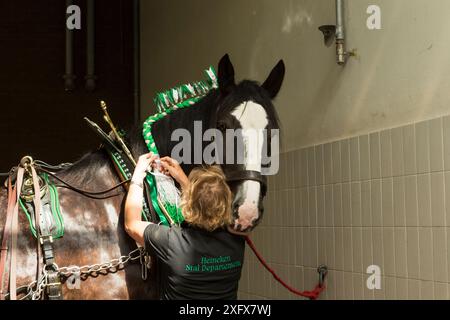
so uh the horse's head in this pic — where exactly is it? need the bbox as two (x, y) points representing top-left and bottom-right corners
(213, 54), (285, 235)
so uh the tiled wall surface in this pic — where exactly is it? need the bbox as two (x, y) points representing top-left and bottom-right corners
(238, 114), (450, 300)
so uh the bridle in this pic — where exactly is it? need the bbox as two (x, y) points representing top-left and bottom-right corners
(210, 104), (269, 198)
(224, 169), (267, 198)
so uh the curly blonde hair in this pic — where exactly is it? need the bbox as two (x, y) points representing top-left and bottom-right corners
(181, 165), (232, 232)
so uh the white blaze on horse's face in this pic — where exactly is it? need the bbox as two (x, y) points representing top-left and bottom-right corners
(230, 101), (268, 232)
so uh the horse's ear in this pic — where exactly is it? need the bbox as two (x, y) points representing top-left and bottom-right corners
(262, 60), (285, 99)
(218, 54), (235, 94)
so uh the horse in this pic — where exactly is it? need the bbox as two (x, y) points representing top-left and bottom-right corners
(0, 54), (285, 299)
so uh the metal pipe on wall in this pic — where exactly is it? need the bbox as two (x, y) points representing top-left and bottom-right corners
(335, 0), (347, 65)
(133, 0), (140, 125)
(85, 0), (96, 91)
(64, 0), (76, 91)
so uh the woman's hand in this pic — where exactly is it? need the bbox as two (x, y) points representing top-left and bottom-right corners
(159, 156), (189, 190)
(132, 152), (158, 182)
(125, 152), (157, 247)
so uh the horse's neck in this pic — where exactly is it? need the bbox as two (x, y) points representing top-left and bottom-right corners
(151, 91), (218, 174)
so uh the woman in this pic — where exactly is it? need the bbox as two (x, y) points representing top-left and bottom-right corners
(124, 153), (245, 300)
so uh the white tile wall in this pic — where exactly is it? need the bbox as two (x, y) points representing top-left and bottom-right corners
(239, 114), (450, 300)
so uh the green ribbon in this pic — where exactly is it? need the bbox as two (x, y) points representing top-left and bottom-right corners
(145, 174), (169, 226)
(142, 66), (218, 226)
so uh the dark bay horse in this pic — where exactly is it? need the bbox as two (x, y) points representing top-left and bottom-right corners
(0, 54), (285, 299)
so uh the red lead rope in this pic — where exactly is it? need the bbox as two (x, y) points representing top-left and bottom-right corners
(245, 236), (327, 300)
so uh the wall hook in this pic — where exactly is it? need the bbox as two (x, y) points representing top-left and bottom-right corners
(317, 265), (328, 288)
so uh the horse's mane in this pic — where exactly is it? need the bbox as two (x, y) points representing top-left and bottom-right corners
(127, 124), (150, 158)
(55, 78), (280, 186)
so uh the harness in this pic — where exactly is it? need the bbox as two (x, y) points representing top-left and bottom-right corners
(0, 157), (151, 300)
(19, 172), (64, 240)
(0, 117), (151, 300)
(0, 158), (63, 300)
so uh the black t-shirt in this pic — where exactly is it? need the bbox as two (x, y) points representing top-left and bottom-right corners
(143, 223), (245, 300)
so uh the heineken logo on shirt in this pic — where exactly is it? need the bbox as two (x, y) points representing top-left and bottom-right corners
(185, 255), (242, 273)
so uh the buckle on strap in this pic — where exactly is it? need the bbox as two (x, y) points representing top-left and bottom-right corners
(39, 235), (53, 245)
(40, 235), (55, 266)
(46, 270), (63, 300)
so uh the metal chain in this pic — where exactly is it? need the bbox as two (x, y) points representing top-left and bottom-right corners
(11, 270), (49, 301)
(58, 247), (144, 278)
(13, 247), (145, 300)
(31, 272), (49, 300)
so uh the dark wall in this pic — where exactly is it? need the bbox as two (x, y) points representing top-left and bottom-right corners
(0, 0), (135, 171)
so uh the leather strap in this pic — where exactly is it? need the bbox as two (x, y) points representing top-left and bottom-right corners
(32, 166), (62, 300)
(41, 235), (62, 300)
(224, 169), (268, 196)
(9, 167), (25, 300)
(31, 167), (42, 236)
(107, 148), (157, 222)
(1, 163), (63, 300)
(30, 166), (43, 282)
(46, 270), (62, 300)
(0, 177), (15, 300)
(41, 237), (55, 266)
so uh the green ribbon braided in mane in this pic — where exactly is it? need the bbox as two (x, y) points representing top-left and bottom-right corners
(142, 66), (218, 226)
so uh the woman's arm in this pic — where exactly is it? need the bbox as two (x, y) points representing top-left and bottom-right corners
(124, 153), (157, 246)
